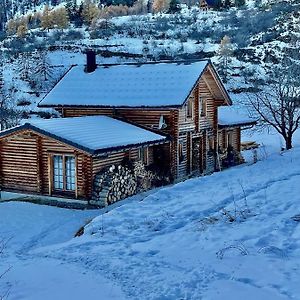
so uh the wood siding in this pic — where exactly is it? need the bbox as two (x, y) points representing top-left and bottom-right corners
(0, 130), (92, 199)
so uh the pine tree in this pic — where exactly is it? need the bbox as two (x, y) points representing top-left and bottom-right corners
(33, 51), (53, 90)
(224, 0), (231, 9)
(40, 5), (54, 31)
(214, 0), (222, 9)
(217, 35), (234, 82)
(18, 52), (32, 81)
(82, 0), (99, 26)
(168, 0), (180, 13)
(235, 0), (245, 7)
(53, 7), (69, 30)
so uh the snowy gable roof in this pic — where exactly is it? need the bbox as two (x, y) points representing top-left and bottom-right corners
(0, 116), (167, 154)
(218, 106), (257, 127)
(39, 61), (210, 107)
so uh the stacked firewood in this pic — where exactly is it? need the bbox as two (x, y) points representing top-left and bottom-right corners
(92, 160), (168, 207)
(92, 165), (137, 206)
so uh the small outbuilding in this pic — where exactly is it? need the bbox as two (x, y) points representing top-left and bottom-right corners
(0, 116), (169, 202)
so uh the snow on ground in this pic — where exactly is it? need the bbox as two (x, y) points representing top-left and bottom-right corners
(0, 203), (124, 299)
(1, 130), (300, 299)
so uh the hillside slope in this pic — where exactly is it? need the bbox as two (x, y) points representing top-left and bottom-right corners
(0, 0), (299, 121)
(1, 133), (300, 299)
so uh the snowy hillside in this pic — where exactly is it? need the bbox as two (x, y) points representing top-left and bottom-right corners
(0, 0), (299, 122)
(1, 131), (300, 299)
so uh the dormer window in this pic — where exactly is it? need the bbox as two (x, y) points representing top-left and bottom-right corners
(186, 100), (193, 118)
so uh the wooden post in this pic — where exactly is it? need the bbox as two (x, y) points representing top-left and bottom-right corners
(36, 136), (43, 193)
(48, 154), (53, 196)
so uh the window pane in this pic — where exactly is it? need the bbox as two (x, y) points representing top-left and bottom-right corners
(53, 155), (63, 190)
(65, 156), (75, 191)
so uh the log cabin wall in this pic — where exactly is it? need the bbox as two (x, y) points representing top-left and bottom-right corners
(217, 128), (241, 151)
(0, 131), (39, 193)
(0, 130), (92, 199)
(176, 71), (223, 177)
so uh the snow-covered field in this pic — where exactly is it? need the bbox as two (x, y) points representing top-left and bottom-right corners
(1, 130), (300, 299)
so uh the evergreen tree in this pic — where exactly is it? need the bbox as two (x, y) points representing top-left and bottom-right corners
(214, 0), (222, 9)
(33, 51), (53, 89)
(18, 52), (32, 81)
(82, 0), (99, 26)
(235, 0), (245, 7)
(53, 7), (69, 30)
(168, 0), (180, 13)
(224, 0), (231, 9)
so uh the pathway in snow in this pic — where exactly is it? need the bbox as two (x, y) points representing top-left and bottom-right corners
(0, 202), (124, 300)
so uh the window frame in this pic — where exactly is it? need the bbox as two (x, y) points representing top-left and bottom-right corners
(52, 154), (76, 192)
(200, 97), (207, 117)
(186, 99), (193, 119)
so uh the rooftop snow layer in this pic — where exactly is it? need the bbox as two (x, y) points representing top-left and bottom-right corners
(218, 106), (257, 127)
(13, 116), (167, 153)
(39, 61), (209, 107)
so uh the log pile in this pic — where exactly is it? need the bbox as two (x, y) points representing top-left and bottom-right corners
(91, 160), (168, 207)
(92, 164), (137, 207)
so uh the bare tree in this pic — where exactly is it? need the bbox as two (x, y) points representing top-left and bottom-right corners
(248, 59), (300, 150)
(0, 55), (22, 131)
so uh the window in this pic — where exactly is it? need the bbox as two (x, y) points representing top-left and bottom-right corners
(53, 155), (76, 191)
(186, 100), (193, 118)
(138, 147), (148, 165)
(53, 155), (64, 190)
(200, 98), (206, 117)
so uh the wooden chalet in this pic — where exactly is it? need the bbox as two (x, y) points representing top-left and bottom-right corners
(0, 55), (256, 204)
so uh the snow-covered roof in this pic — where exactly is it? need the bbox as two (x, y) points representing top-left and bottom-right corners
(0, 116), (168, 154)
(218, 106), (257, 127)
(39, 61), (210, 107)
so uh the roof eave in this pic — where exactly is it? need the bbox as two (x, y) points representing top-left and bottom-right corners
(92, 136), (171, 157)
(0, 122), (170, 157)
(38, 103), (182, 109)
(218, 120), (257, 129)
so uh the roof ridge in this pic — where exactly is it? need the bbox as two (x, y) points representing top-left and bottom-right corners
(82, 59), (211, 68)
